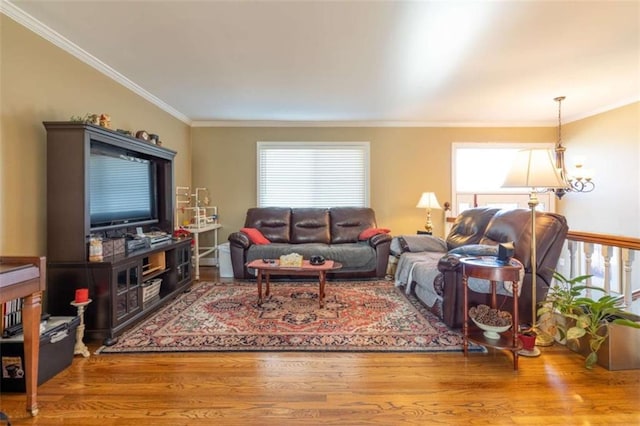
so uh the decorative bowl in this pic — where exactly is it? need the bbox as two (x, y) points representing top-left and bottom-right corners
(471, 317), (511, 339)
(468, 304), (512, 339)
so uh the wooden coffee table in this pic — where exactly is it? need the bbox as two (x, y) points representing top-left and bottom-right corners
(246, 259), (343, 308)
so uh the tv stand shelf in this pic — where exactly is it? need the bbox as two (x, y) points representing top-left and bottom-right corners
(47, 239), (192, 344)
(44, 122), (192, 344)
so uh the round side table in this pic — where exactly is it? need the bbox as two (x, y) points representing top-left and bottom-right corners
(460, 257), (523, 370)
(70, 299), (92, 358)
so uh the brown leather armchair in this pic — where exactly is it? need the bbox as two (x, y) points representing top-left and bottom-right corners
(436, 208), (569, 328)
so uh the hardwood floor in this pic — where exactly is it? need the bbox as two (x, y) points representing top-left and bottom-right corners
(2, 267), (638, 425)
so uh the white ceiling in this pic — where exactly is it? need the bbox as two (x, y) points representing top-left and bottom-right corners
(5, 0), (640, 126)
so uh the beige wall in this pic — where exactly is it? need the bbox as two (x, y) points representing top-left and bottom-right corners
(194, 103), (639, 242)
(0, 15), (192, 255)
(192, 126), (556, 241)
(3, 14), (638, 261)
(559, 102), (639, 237)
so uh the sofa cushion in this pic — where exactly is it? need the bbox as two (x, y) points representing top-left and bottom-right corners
(290, 208), (331, 244)
(240, 227), (271, 245)
(244, 207), (291, 243)
(330, 207), (377, 244)
(246, 242), (377, 271)
(480, 209), (568, 274)
(446, 207), (501, 250)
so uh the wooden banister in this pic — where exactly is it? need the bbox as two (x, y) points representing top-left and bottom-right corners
(566, 231), (640, 251)
(565, 231), (639, 308)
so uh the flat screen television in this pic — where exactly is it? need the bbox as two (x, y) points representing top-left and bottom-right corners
(89, 142), (158, 231)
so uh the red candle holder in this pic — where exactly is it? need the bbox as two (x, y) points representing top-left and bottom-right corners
(518, 332), (536, 351)
(75, 288), (89, 303)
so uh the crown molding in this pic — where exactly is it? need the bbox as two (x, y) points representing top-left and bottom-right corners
(3, 2), (636, 129)
(1, 1), (191, 125)
(190, 120), (555, 128)
(566, 97), (640, 124)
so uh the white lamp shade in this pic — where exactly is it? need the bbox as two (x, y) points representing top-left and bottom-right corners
(502, 149), (567, 189)
(416, 192), (442, 209)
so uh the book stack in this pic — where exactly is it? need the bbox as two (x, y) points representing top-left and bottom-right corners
(1, 298), (23, 337)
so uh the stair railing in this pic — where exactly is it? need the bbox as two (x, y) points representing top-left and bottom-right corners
(565, 231), (640, 309)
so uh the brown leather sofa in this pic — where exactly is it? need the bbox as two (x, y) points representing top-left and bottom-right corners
(394, 207), (568, 329)
(228, 207), (391, 279)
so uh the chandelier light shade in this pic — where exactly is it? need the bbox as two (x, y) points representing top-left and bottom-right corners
(553, 96), (595, 199)
(416, 192), (442, 234)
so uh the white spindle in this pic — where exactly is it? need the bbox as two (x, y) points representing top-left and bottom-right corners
(584, 243), (594, 297)
(601, 245), (613, 294)
(622, 249), (635, 307)
(568, 240), (578, 279)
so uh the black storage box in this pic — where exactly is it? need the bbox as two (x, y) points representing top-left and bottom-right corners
(1, 316), (79, 392)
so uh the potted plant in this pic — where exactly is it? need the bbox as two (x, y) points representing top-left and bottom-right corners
(537, 271), (601, 343)
(565, 294), (640, 369)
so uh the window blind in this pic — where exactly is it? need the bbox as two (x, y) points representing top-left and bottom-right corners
(257, 142), (370, 208)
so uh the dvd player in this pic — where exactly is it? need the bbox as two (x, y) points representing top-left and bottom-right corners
(149, 234), (171, 244)
(146, 231), (171, 245)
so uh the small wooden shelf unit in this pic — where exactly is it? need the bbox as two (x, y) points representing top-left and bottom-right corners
(460, 256), (524, 370)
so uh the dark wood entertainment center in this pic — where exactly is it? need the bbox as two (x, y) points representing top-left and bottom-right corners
(44, 122), (192, 344)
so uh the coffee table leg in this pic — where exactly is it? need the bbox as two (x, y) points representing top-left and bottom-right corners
(257, 270), (263, 305)
(319, 271), (326, 308)
(265, 272), (271, 297)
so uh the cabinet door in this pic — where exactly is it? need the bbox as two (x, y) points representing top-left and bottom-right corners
(176, 243), (192, 285)
(114, 260), (142, 325)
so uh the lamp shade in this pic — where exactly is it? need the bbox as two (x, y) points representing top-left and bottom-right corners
(502, 149), (567, 189)
(416, 192), (442, 209)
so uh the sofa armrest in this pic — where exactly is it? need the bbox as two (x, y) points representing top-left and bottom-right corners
(437, 253), (464, 273)
(365, 233), (391, 278)
(228, 231), (253, 279)
(391, 234), (447, 255)
(368, 232), (392, 248)
(228, 231), (251, 249)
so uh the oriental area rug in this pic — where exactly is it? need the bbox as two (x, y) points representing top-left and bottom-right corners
(98, 280), (484, 353)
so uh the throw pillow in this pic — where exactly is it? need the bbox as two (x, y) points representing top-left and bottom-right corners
(241, 227), (271, 245)
(358, 227), (391, 240)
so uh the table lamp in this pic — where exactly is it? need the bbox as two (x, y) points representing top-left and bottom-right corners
(416, 192), (442, 234)
(502, 148), (567, 348)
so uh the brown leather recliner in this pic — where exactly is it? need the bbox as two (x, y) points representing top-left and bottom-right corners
(436, 207), (568, 328)
(228, 207), (391, 279)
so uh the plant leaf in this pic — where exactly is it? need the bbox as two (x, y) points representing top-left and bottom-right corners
(575, 314), (590, 328)
(566, 327), (586, 340)
(585, 351), (598, 369)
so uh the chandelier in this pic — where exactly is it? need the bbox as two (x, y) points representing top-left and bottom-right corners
(553, 96), (595, 199)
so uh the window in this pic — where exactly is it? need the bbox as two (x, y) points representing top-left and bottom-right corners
(257, 142), (370, 207)
(452, 143), (557, 215)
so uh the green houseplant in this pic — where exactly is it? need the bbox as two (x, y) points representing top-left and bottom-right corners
(565, 295), (640, 369)
(537, 271), (600, 343)
(538, 270), (640, 369)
